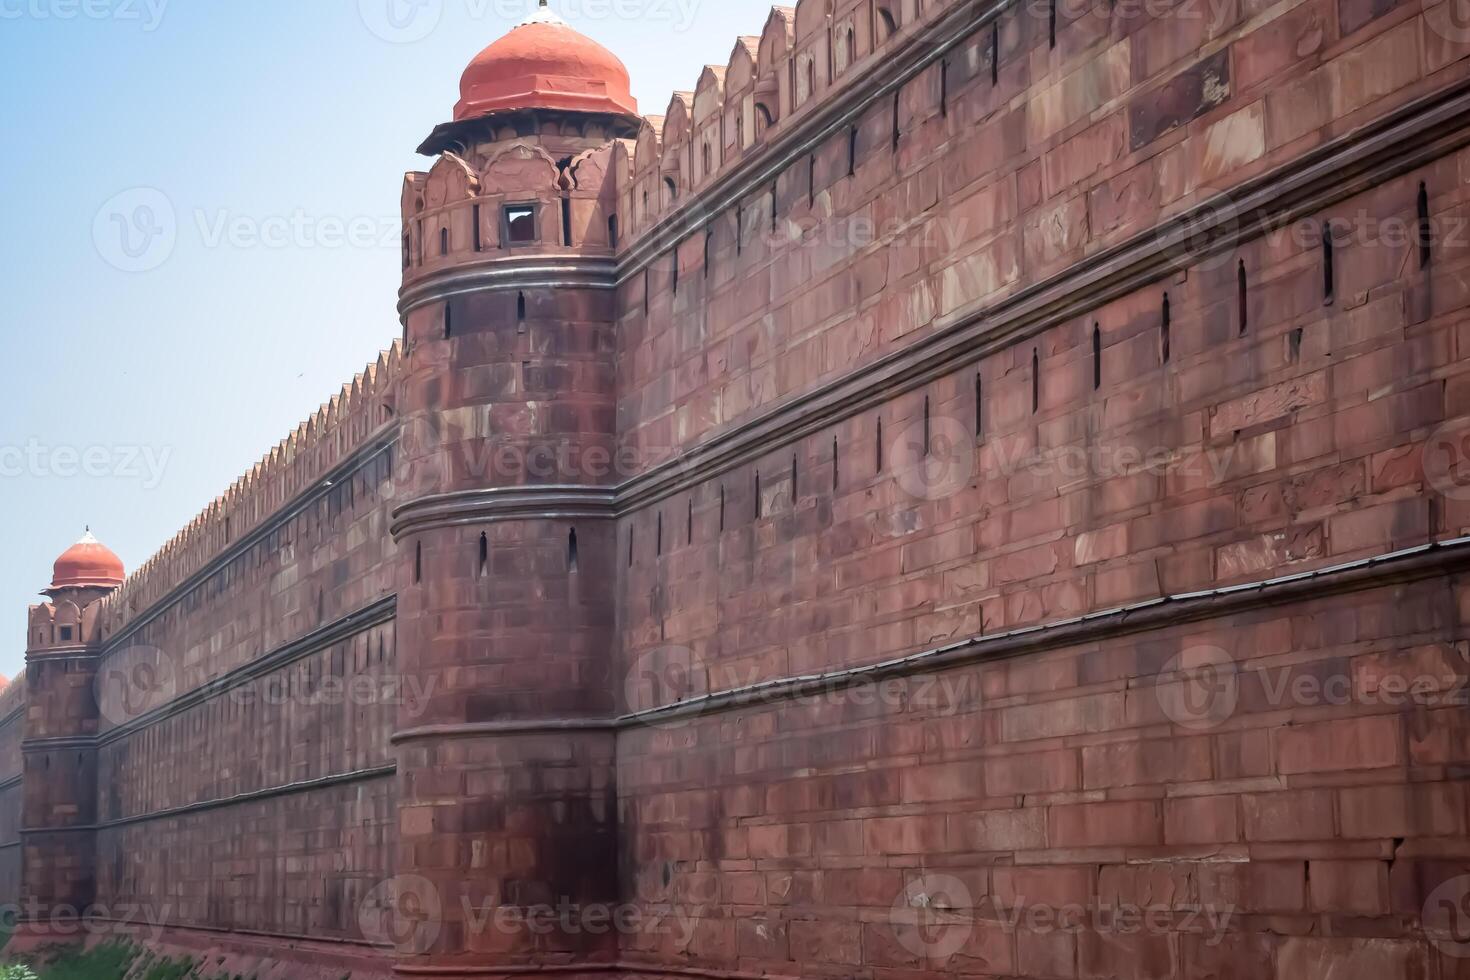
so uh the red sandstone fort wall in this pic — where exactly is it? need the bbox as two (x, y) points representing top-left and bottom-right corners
(9, 0), (1470, 975)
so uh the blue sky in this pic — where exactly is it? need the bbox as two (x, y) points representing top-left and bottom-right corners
(0, 0), (769, 678)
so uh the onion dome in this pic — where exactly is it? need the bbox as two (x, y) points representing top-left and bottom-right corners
(50, 529), (125, 590)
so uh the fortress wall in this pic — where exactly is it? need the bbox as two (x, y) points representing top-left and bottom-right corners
(0, 680), (24, 909)
(607, 0), (1470, 975)
(615, 0), (1470, 462)
(84, 428), (403, 941)
(615, 573), (1470, 978)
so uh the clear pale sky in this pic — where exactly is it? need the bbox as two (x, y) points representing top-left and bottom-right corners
(0, 0), (771, 679)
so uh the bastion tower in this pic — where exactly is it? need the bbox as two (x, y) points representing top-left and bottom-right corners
(21, 532), (124, 918)
(388, 2), (636, 970)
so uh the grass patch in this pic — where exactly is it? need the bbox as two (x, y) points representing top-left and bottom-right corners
(4, 942), (228, 980)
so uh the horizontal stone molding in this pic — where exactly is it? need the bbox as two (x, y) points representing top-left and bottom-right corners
(19, 766), (396, 837)
(390, 485), (617, 540)
(0, 774), (21, 792)
(22, 735), (95, 753)
(103, 433), (397, 655)
(392, 716), (616, 745)
(613, 74), (1470, 514)
(50, 595), (397, 751)
(397, 254), (619, 320)
(385, 537), (1470, 739)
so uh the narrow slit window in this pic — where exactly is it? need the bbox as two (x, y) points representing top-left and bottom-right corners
(720, 484), (726, 531)
(1322, 222), (1335, 304)
(791, 454), (799, 500)
(990, 23), (999, 85)
(833, 436), (840, 490)
(478, 532), (489, 577)
(628, 526), (634, 567)
(975, 373), (984, 440)
(504, 205), (536, 245)
(771, 183), (778, 232)
(517, 291), (527, 321)
(704, 232), (711, 279)
(1092, 323), (1102, 390)
(876, 417), (884, 472)
(848, 126), (858, 176)
(444, 301), (452, 339)
(687, 499), (694, 544)
(440, 227), (449, 256)
(561, 197), (573, 247)
(1418, 182), (1431, 269)
(1237, 260), (1249, 335)
(892, 90), (901, 148)
(1031, 348), (1040, 413)
(923, 396), (932, 455)
(413, 539), (422, 582)
(1290, 327), (1304, 362)
(472, 204), (482, 251)
(1048, 0), (1057, 47)
(940, 58), (949, 117)
(657, 512), (663, 556)
(1161, 293), (1171, 364)
(808, 154), (816, 206)
(671, 249), (679, 295)
(755, 472), (762, 518)
(608, 214), (619, 250)
(568, 528), (579, 572)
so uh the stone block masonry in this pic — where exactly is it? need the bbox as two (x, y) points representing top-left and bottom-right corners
(8, 0), (1470, 976)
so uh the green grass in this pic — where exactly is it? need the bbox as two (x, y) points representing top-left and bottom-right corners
(2, 942), (245, 980)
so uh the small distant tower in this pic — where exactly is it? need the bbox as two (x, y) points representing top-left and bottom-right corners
(389, 1), (636, 971)
(20, 531), (124, 927)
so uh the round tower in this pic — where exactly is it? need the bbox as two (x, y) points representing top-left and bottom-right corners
(386, 4), (632, 971)
(20, 531), (124, 929)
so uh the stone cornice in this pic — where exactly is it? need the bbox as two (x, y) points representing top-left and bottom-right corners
(390, 485), (617, 540)
(388, 537), (1470, 739)
(397, 255), (618, 320)
(94, 594), (397, 748)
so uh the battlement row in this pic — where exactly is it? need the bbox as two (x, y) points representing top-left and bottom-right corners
(90, 343), (406, 639)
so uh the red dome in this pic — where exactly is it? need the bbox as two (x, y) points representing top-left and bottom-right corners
(51, 531), (125, 590)
(454, 5), (638, 121)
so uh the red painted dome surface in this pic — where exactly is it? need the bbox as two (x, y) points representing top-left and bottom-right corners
(51, 531), (125, 590)
(455, 5), (638, 120)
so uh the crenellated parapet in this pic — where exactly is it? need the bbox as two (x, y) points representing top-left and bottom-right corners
(616, 0), (948, 244)
(91, 342), (405, 638)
